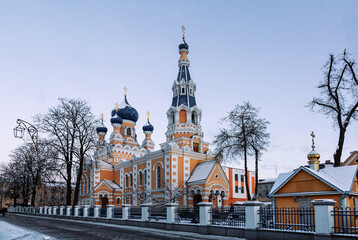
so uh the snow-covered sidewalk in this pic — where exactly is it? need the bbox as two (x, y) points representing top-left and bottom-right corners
(0, 219), (56, 240)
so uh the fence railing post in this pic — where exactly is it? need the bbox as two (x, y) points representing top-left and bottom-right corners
(312, 199), (336, 235)
(107, 205), (114, 219)
(198, 202), (213, 226)
(44, 206), (48, 215)
(243, 201), (264, 229)
(74, 206), (80, 217)
(66, 206), (72, 216)
(122, 204), (131, 220)
(166, 203), (178, 224)
(94, 205), (101, 218)
(59, 206), (65, 215)
(48, 206), (52, 215)
(141, 203), (151, 221)
(83, 205), (89, 217)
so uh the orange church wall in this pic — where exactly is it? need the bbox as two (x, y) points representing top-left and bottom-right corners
(100, 170), (113, 181)
(276, 170), (335, 194)
(274, 195), (342, 209)
(179, 110), (187, 123)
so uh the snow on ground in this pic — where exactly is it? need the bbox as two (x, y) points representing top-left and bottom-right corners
(0, 219), (56, 240)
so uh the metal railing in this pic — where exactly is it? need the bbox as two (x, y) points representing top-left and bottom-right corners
(70, 208), (74, 216)
(148, 206), (166, 222)
(88, 207), (94, 217)
(79, 208), (84, 217)
(176, 207), (199, 224)
(100, 208), (107, 218)
(332, 207), (358, 234)
(210, 207), (245, 227)
(129, 207), (141, 220)
(258, 207), (315, 232)
(113, 207), (122, 219)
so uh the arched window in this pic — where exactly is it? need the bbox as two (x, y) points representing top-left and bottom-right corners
(87, 178), (91, 194)
(191, 112), (197, 125)
(156, 166), (161, 189)
(117, 197), (120, 205)
(130, 173), (133, 187)
(179, 110), (187, 123)
(125, 175), (128, 188)
(127, 128), (131, 136)
(139, 171), (143, 186)
(172, 113), (175, 124)
(144, 170), (147, 186)
(181, 87), (185, 94)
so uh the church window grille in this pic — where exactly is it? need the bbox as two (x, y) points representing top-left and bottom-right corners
(235, 174), (238, 181)
(235, 186), (239, 193)
(241, 175), (244, 182)
(127, 128), (131, 136)
(181, 87), (185, 94)
(144, 170), (147, 185)
(156, 166), (161, 189)
(191, 112), (197, 125)
(241, 187), (244, 193)
(172, 113), (175, 124)
(125, 175), (128, 188)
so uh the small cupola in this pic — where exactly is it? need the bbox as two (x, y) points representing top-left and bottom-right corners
(307, 131), (320, 171)
(96, 113), (108, 134)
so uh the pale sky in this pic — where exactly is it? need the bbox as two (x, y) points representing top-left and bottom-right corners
(0, 1), (357, 179)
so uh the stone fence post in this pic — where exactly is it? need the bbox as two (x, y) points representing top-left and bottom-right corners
(48, 206), (52, 215)
(243, 201), (264, 229)
(44, 206), (48, 215)
(59, 206), (65, 215)
(166, 203), (178, 224)
(66, 206), (72, 216)
(53, 206), (58, 215)
(141, 203), (151, 221)
(39, 207), (43, 214)
(83, 205), (89, 217)
(74, 206), (80, 217)
(122, 204), (131, 220)
(198, 202), (213, 226)
(94, 205), (101, 218)
(107, 205), (115, 219)
(312, 199), (336, 235)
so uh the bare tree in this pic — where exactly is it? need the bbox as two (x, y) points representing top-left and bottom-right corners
(35, 98), (97, 206)
(214, 102), (270, 201)
(308, 50), (358, 166)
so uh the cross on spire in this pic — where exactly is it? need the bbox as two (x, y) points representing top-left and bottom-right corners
(124, 86), (127, 96)
(147, 111), (150, 120)
(311, 131), (316, 150)
(115, 102), (119, 112)
(100, 113), (104, 123)
(181, 26), (186, 40)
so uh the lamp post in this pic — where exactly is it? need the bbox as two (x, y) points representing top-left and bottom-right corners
(13, 119), (39, 151)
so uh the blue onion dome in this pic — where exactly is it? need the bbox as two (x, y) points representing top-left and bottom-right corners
(143, 120), (154, 132)
(110, 112), (123, 124)
(111, 96), (139, 123)
(179, 39), (189, 50)
(96, 123), (108, 133)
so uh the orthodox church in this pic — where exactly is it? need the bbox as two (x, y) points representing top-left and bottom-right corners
(79, 29), (255, 207)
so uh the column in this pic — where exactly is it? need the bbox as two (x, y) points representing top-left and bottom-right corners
(312, 199), (336, 235)
(243, 201), (264, 229)
(44, 206), (48, 215)
(198, 202), (213, 226)
(94, 205), (101, 218)
(107, 205), (115, 219)
(83, 205), (89, 217)
(141, 203), (151, 221)
(166, 203), (178, 224)
(48, 207), (52, 215)
(74, 206), (80, 217)
(122, 204), (131, 220)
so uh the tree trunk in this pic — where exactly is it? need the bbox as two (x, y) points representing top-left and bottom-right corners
(73, 155), (84, 206)
(66, 162), (72, 206)
(254, 148), (259, 200)
(333, 127), (346, 167)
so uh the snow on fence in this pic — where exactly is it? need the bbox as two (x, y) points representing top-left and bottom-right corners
(210, 206), (245, 228)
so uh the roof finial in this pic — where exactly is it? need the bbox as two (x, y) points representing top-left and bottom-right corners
(100, 113), (104, 123)
(311, 131), (316, 150)
(147, 111), (150, 120)
(124, 86), (127, 97)
(181, 26), (186, 40)
(115, 102), (119, 112)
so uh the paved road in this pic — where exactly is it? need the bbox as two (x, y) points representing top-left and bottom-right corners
(0, 214), (244, 240)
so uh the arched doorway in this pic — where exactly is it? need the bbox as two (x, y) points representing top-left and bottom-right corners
(100, 194), (109, 208)
(193, 190), (202, 208)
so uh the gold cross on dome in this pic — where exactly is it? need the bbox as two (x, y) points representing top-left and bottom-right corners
(181, 26), (186, 39)
(124, 86), (127, 96)
(147, 111), (150, 120)
(311, 131), (316, 150)
(115, 102), (119, 112)
(100, 113), (104, 123)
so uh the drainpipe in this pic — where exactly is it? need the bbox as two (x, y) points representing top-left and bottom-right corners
(340, 192), (349, 233)
(340, 192), (348, 208)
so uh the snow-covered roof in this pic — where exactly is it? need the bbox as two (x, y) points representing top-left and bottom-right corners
(187, 160), (216, 183)
(259, 178), (277, 184)
(103, 179), (121, 189)
(269, 165), (358, 196)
